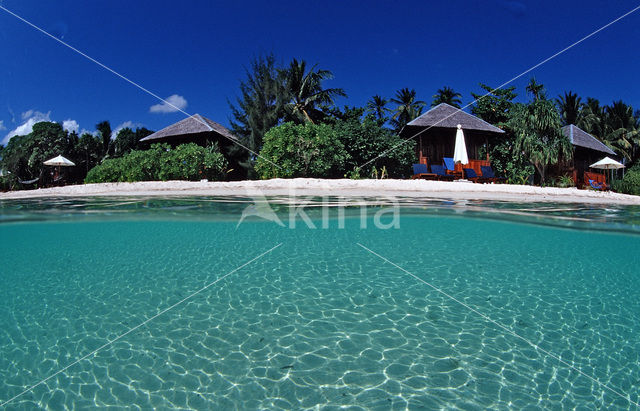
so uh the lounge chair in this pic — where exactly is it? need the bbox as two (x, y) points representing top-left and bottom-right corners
(430, 165), (455, 181)
(443, 157), (455, 173)
(412, 164), (436, 180)
(480, 166), (506, 183)
(589, 179), (608, 191)
(463, 168), (490, 183)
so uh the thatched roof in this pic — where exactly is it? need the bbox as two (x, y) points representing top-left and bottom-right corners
(140, 114), (238, 143)
(562, 124), (615, 156)
(401, 103), (505, 136)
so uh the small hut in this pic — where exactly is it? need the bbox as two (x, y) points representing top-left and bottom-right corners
(140, 114), (245, 179)
(400, 103), (505, 173)
(561, 124), (617, 186)
(140, 114), (238, 147)
(400, 103), (504, 173)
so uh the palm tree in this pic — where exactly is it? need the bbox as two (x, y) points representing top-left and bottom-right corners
(389, 88), (425, 133)
(366, 95), (389, 123)
(603, 100), (639, 162)
(431, 86), (462, 108)
(229, 54), (284, 154)
(509, 95), (572, 185)
(525, 78), (545, 100)
(556, 91), (582, 125)
(279, 58), (346, 124)
(577, 97), (605, 138)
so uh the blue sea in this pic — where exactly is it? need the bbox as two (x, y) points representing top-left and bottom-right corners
(1, 197), (639, 409)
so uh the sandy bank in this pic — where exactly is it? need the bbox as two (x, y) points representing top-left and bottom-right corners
(1, 179), (639, 205)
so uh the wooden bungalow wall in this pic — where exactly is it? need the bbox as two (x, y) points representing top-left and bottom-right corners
(417, 128), (491, 167)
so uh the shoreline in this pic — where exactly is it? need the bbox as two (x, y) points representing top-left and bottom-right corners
(1, 179), (639, 205)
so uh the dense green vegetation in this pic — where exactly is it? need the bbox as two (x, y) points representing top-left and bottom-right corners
(256, 123), (346, 179)
(471, 79), (640, 188)
(85, 143), (227, 183)
(1, 122), (74, 186)
(0, 120), (153, 190)
(611, 165), (640, 195)
(2, 53), (640, 194)
(229, 55), (346, 156)
(509, 82), (573, 185)
(255, 108), (414, 179)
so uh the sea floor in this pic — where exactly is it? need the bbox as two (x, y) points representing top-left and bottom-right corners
(1, 198), (639, 409)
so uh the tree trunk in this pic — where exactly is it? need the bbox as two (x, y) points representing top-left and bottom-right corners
(534, 162), (546, 186)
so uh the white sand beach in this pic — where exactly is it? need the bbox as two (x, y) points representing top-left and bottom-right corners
(1, 179), (639, 205)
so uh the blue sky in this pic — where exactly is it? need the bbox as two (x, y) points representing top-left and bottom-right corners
(1, 0), (639, 144)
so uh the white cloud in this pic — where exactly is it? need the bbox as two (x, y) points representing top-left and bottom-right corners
(62, 119), (79, 134)
(149, 94), (187, 113)
(21, 109), (35, 120)
(111, 121), (141, 140)
(0, 120), (5, 131)
(1, 110), (83, 145)
(2, 110), (51, 145)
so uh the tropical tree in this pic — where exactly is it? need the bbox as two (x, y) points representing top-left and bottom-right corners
(96, 120), (112, 158)
(366, 95), (390, 124)
(525, 77), (545, 100)
(556, 91), (582, 125)
(255, 122), (347, 179)
(77, 132), (103, 174)
(509, 96), (572, 185)
(112, 127), (153, 158)
(432, 86), (462, 108)
(577, 97), (605, 137)
(471, 83), (517, 127)
(279, 58), (346, 124)
(332, 107), (415, 178)
(389, 88), (425, 133)
(0, 122), (75, 183)
(602, 100), (639, 162)
(229, 54), (284, 155)
(470, 83), (529, 182)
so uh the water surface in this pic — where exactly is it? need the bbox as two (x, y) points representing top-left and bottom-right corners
(1, 197), (639, 409)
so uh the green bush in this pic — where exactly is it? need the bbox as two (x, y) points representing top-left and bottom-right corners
(0, 175), (14, 191)
(85, 143), (227, 183)
(611, 165), (640, 195)
(553, 175), (575, 188)
(333, 114), (415, 178)
(255, 114), (416, 180)
(255, 122), (347, 179)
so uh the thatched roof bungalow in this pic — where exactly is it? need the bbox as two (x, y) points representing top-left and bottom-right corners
(400, 103), (505, 170)
(140, 114), (245, 179)
(140, 114), (238, 146)
(561, 124), (617, 186)
(562, 124), (615, 157)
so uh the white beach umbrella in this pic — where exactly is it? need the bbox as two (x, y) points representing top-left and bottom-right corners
(44, 155), (75, 183)
(43, 155), (75, 166)
(453, 124), (469, 179)
(590, 156), (624, 182)
(589, 157), (624, 170)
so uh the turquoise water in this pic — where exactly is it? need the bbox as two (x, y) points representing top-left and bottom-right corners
(1, 198), (640, 409)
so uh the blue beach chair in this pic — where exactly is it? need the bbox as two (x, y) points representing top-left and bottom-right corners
(463, 168), (489, 183)
(443, 157), (455, 173)
(430, 165), (455, 180)
(480, 166), (506, 183)
(589, 179), (606, 191)
(412, 164), (435, 179)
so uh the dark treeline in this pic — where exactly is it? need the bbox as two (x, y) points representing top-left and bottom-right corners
(0, 121), (152, 189)
(229, 56), (638, 188)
